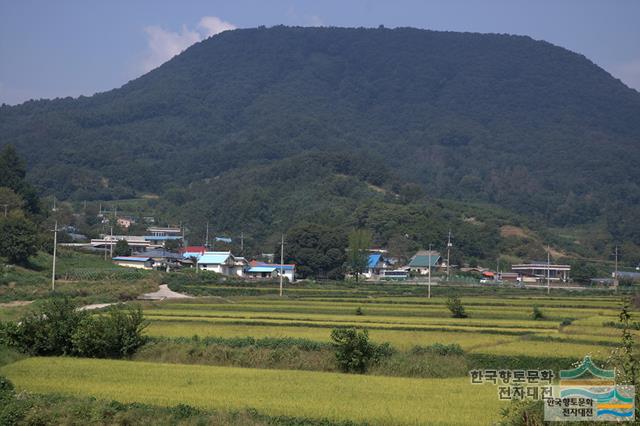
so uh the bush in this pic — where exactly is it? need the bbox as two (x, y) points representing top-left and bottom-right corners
(0, 375), (29, 426)
(355, 306), (364, 316)
(0, 298), (147, 358)
(0, 375), (14, 401)
(0, 297), (85, 355)
(498, 400), (544, 425)
(531, 306), (544, 320)
(446, 296), (468, 318)
(72, 305), (148, 358)
(559, 318), (574, 328)
(330, 327), (392, 374)
(410, 343), (464, 356)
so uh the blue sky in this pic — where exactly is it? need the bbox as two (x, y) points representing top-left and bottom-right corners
(1, 0), (639, 105)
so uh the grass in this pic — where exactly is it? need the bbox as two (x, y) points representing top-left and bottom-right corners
(1, 250), (159, 303)
(1, 357), (505, 425)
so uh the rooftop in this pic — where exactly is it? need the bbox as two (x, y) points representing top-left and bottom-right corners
(112, 256), (152, 262)
(198, 251), (233, 265)
(408, 251), (441, 268)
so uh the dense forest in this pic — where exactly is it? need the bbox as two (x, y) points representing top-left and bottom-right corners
(1, 26), (639, 264)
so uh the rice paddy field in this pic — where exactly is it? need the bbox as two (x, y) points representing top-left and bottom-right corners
(1, 283), (634, 425)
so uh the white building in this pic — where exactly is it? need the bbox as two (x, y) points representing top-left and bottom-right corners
(112, 256), (154, 270)
(197, 251), (246, 276)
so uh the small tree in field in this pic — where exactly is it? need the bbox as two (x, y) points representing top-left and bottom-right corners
(531, 305), (545, 320)
(114, 239), (131, 257)
(330, 327), (392, 373)
(446, 296), (468, 318)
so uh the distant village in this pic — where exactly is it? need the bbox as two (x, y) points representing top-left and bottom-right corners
(59, 214), (640, 286)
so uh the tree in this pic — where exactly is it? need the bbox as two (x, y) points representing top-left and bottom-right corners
(0, 145), (39, 214)
(164, 238), (182, 252)
(446, 296), (468, 318)
(0, 145), (26, 192)
(0, 215), (38, 264)
(330, 327), (392, 374)
(531, 305), (545, 320)
(282, 223), (347, 279)
(346, 229), (372, 281)
(114, 239), (131, 257)
(0, 187), (24, 215)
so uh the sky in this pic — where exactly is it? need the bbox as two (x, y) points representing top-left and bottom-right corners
(1, 0), (639, 105)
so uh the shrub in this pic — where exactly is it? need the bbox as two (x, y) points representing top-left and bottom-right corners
(531, 306), (544, 320)
(0, 298), (147, 358)
(0, 375), (14, 401)
(72, 305), (148, 358)
(410, 343), (464, 357)
(0, 297), (86, 355)
(559, 318), (574, 328)
(330, 327), (392, 374)
(498, 400), (544, 425)
(355, 307), (364, 316)
(446, 296), (468, 318)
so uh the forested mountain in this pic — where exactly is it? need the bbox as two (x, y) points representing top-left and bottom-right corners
(1, 26), (639, 260)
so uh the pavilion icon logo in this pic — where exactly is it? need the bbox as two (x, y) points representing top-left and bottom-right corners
(545, 355), (634, 422)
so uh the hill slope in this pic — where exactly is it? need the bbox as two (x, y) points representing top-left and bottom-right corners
(1, 26), (639, 254)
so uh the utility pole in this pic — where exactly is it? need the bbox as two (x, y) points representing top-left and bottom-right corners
(205, 222), (209, 249)
(614, 245), (619, 290)
(446, 230), (452, 281)
(280, 234), (284, 297)
(1, 204), (7, 217)
(52, 196), (57, 212)
(109, 226), (114, 259)
(546, 246), (551, 293)
(240, 232), (244, 254)
(428, 243), (432, 298)
(52, 221), (58, 292)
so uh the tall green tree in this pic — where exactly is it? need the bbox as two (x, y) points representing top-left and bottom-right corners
(282, 223), (347, 279)
(0, 145), (39, 214)
(0, 215), (38, 264)
(347, 229), (372, 281)
(114, 240), (131, 257)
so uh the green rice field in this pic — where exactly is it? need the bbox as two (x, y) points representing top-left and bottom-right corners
(0, 284), (634, 425)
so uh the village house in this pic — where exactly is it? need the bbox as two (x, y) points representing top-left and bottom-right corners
(195, 251), (249, 276)
(112, 256), (154, 270)
(364, 253), (389, 278)
(246, 260), (296, 282)
(116, 216), (135, 229)
(511, 262), (571, 282)
(408, 250), (441, 275)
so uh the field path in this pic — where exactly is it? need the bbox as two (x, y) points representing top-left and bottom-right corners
(138, 284), (192, 300)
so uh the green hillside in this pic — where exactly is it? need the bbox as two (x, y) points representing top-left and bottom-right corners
(1, 26), (639, 261)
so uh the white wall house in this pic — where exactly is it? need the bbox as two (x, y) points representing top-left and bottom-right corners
(112, 256), (154, 270)
(197, 251), (244, 276)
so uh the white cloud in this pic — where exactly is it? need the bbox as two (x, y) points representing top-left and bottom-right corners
(141, 16), (236, 72)
(198, 16), (236, 38)
(609, 58), (640, 92)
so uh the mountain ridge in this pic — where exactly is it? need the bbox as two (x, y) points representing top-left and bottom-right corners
(1, 25), (639, 257)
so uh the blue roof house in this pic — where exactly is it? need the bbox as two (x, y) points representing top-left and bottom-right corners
(197, 251), (237, 275)
(246, 261), (296, 282)
(198, 251), (236, 275)
(364, 253), (388, 278)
